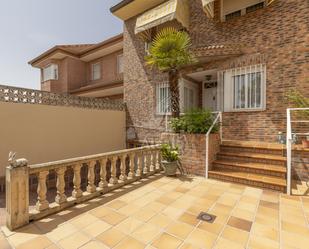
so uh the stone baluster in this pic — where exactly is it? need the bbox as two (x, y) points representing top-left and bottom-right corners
(135, 152), (142, 177)
(55, 167), (67, 204)
(149, 149), (155, 172)
(36, 171), (49, 211)
(72, 164), (83, 199)
(99, 158), (108, 189)
(128, 153), (135, 179)
(155, 149), (161, 172)
(143, 149), (149, 175)
(87, 161), (96, 193)
(109, 156), (118, 185)
(119, 154), (127, 182)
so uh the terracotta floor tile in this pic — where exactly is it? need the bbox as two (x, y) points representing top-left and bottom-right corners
(79, 241), (109, 249)
(89, 206), (112, 218)
(115, 217), (144, 234)
(46, 223), (78, 242)
(133, 208), (156, 222)
(251, 223), (279, 241)
(281, 221), (309, 237)
(96, 228), (126, 248)
(186, 204), (208, 216)
(166, 221), (195, 240)
(198, 221), (224, 235)
(213, 237), (245, 249)
(221, 226), (249, 246)
(259, 200), (279, 210)
(178, 212), (199, 226)
(211, 203), (233, 215)
(118, 203), (141, 216)
(8, 224), (41, 247)
(114, 236), (145, 249)
(232, 208), (255, 221)
(156, 196), (175, 205)
(143, 201), (167, 213)
(179, 242), (201, 249)
(162, 206), (183, 219)
(255, 214), (279, 229)
(152, 233), (183, 249)
(58, 231), (90, 249)
(16, 236), (52, 249)
(281, 230), (309, 248)
(148, 213), (173, 228)
(70, 213), (99, 229)
(106, 200), (127, 210)
(100, 210), (127, 225)
(249, 234), (280, 249)
(0, 238), (12, 249)
(185, 228), (217, 249)
(227, 216), (252, 232)
(174, 186), (190, 193)
(82, 220), (111, 237)
(131, 222), (161, 244)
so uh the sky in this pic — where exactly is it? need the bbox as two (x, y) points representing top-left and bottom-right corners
(0, 0), (123, 89)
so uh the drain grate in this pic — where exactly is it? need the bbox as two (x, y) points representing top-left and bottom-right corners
(197, 212), (216, 223)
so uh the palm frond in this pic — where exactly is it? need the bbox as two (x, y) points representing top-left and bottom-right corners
(145, 27), (196, 71)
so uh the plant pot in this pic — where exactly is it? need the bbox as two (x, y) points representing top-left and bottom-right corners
(302, 139), (309, 149)
(161, 161), (178, 176)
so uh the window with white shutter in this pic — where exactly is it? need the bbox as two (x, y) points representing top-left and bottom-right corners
(92, 63), (101, 81)
(42, 64), (58, 82)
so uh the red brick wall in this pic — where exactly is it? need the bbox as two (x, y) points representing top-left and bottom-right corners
(123, 0), (309, 143)
(160, 133), (220, 176)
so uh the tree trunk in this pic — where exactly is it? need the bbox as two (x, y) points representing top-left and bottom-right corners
(169, 69), (180, 118)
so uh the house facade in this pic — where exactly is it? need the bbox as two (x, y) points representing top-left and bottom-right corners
(29, 34), (124, 99)
(110, 0), (309, 143)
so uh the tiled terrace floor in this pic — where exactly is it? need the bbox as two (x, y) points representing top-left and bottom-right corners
(1, 175), (309, 249)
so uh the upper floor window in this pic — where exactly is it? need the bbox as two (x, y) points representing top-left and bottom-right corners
(117, 54), (124, 74)
(92, 63), (101, 81)
(222, 0), (265, 21)
(42, 64), (58, 82)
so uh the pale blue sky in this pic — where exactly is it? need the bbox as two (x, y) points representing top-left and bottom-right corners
(0, 0), (123, 89)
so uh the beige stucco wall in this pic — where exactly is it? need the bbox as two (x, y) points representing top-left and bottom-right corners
(0, 102), (125, 177)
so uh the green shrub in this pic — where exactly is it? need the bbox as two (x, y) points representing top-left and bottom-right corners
(286, 90), (309, 118)
(170, 109), (219, 134)
(161, 144), (179, 162)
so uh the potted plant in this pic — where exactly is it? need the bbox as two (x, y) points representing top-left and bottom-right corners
(161, 144), (180, 176)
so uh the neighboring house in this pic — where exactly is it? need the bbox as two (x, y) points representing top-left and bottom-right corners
(110, 0), (309, 143)
(109, 0), (309, 191)
(29, 34), (124, 99)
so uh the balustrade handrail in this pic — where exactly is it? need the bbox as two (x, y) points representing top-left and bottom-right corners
(6, 145), (162, 230)
(286, 107), (309, 195)
(29, 145), (160, 173)
(205, 112), (222, 179)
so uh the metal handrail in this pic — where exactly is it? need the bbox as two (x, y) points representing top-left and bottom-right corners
(286, 107), (309, 195)
(205, 112), (222, 179)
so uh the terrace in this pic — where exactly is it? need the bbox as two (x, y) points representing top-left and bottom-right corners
(1, 175), (309, 249)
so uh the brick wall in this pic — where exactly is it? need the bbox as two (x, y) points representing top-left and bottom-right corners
(160, 133), (220, 176)
(123, 0), (309, 143)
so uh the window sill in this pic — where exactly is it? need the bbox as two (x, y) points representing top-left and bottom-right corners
(224, 108), (266, 113)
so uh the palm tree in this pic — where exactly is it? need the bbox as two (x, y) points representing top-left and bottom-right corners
(145, 27), (196, 118)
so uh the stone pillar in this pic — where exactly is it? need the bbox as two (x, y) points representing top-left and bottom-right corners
(6, 157), (29, 230)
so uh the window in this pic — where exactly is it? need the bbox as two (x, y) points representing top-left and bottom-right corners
(117, 54), (124, 74)
(246, 2), (264, 13)
(42, 64), (58, 81)
(222, 0), (265, 21)
(92, 63), (101, 81)
(156, 83), (171, 114)
(223, 64), (266, 111)
(225, 10), (241, 21)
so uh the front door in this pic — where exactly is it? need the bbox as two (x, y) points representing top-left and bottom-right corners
(203, 82), (217, 111)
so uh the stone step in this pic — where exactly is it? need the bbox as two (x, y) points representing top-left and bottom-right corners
(221, 140), (285, 156)
(217, 151), (287, 165)
(212, 160), (286, 178)
(208, 170), (286, 192)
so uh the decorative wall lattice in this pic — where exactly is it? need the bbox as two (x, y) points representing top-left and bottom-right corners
(0, 85), (124, 111)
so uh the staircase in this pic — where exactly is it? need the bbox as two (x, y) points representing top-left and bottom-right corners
(209, 140), (287, 192)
